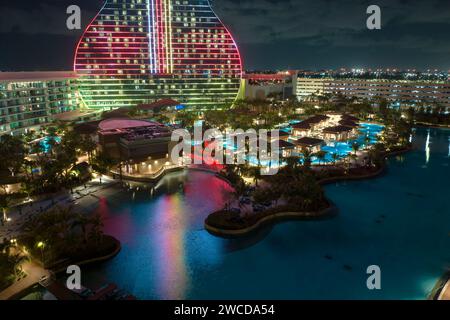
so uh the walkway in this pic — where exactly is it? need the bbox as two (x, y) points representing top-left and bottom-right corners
(0, 260), (50, 300)
(0, 176), (117, 241)
(438, 279), (450, 300)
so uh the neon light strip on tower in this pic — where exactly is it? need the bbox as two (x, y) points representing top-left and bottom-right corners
(74, 0), (243, 110)
(147, 0), (155, 73)
(167, 0), (174, 73)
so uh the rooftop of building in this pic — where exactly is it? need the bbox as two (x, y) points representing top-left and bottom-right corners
(0, 71), (79, 82)
(137, 99), (181, 110)
(292, 122), (311, 130)
(338, 120), (359, 127)
(73, 121), (102, 135)
(267, 130), (290, 138)
(341, 114), (359, 122)
(294, 137), (325, 146)
(277, 140), (295, 149)
(99, 119), (159, 132)
(121, 125), (171, 142)
(323, 125), (354, 133)
(53, 110), (100, 122)
(97, 118), (170, 142)
(303, 115), (330, 124)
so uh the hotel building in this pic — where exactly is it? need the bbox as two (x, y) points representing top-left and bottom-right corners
(297, 77), (450, 109)
(0, 72), (80, 135)
(241, 71), (297, 100)
(74, 0), (243, 111)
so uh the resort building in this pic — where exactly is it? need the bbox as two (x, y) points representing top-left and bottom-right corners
(240, 71), (297, 100)
(276, 139), (295, 158)
(291, 115), (330, 138)
(267, 130), (290, 142)
(293, 137), (325, 153)
(297, 77), (450, 108)
(322, 125), (356, 141)
(74, 0), (243, 111)
(0, 72), (81, 135)
(97, 119), (172, 161)
(296, 77), (331, 101)
(288, 113), (361, 150)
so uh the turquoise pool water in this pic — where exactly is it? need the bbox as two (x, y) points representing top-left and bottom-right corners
(314, 123), (384, 163)
(39, 136), (61, 153)
(276, 122), (384, 164)
(81, 127), (450, 299)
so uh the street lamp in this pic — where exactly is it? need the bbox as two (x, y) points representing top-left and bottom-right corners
(37, 241), (45, 263)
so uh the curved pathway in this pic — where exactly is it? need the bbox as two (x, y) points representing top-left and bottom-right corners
(0, 260), (50, 300)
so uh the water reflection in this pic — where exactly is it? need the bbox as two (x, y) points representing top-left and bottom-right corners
(152, 195), (188, 299)
(448, 136), (450, 157)
(81, 128), (450, 300)
(425, 129), (431, 164)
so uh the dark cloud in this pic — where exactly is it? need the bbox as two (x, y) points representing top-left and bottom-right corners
(0, 0), (449, 71)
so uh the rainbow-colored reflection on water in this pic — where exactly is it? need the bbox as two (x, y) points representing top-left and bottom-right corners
(80, 128), (450, 299)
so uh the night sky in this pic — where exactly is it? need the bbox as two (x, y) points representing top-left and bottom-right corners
(0, 0), (449, 71)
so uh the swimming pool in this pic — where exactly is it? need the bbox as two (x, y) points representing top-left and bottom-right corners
(79, 127), (450, 299)
(39, 136), (61, 153)
(319, 123), (384, 163)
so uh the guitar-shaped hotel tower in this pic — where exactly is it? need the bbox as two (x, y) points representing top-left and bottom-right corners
(74, 0), (243, 110)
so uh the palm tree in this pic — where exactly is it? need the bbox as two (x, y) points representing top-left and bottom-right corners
(10, 254), (29, 279)
(283, 155), (301, 171)
(364, 135), (371, 148)
(92, 152), (114, 183)
(80, 136), (97, 162)
(331, 153), (339, 166)
(248, 166), (262, 187)
(314, 150), (327, 166)
(89, 214), (104, 247)
(300, 148), (312, 169)
(352, 142), (360, 155)
(231, 181), (248, 216)
(349, 153), (358, 166)
(73, 213), (91, 244)
(0, 196), (10, 225)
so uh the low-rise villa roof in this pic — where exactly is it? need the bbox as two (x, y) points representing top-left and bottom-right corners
(323, 125), (354, 133)
(277, 140), (295, 149)
(292, 115), (330, 130)
(339, 119), (359, 127)
(294, 137), (325, 147)
(267, 130), (290, 138)
(341, 114), (359, 122)
(292, 122), (312, 130)
(99, 119), (158, 131)
(303, 115), (330, 124)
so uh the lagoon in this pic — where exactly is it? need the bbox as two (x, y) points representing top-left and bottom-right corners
(81, 127), (450, 299)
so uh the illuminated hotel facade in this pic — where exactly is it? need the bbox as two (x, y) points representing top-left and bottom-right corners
(74, 0), (243, 111)
(297, 77), (450, 109)
(0, 72), (80, 135)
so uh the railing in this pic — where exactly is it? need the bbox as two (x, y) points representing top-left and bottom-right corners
(110, 164), (183, 182)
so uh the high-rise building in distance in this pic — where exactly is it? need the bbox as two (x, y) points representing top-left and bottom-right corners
(0, 72), (80, 135)
(74, 0), (243, 111)
(297, 77), (450, 109)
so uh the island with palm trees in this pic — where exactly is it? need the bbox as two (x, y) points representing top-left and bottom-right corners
(203, 102), (413, 237)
